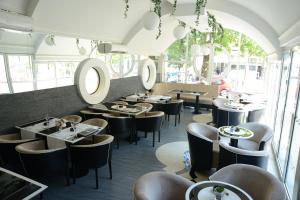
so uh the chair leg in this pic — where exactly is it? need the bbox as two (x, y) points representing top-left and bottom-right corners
(175, 115), (177, 126)
(116, 137), (119, 149)
(95, 168), (99, 189)
(168, 115), (170, 121)
(178, 113), (181, 123)
(153, 131), (155, 147)
(135, 130), (138, 145)
(144, 131), (147, 138)
(72, 164), (76, 184)
(189, 166), (197, 179)
(109, 160), (112, 179)
(158, 130), (161, 142)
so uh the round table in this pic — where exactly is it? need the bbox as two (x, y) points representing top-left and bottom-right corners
(185, 181), (253, 200)
(218, 126), (254, 147)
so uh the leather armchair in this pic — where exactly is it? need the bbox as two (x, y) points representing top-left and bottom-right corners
(186, 123), (219, 178)
(15, 140), (68, 184)
(82, 118), (108, 134)
(218, 141), (269, 170)
(70, 134), (114, 189)
(238, 122), (273, 150)
(135, 111), (164, 147)
(133, 171), (193, 200)
(210, 164), (287, 200)
(0, 133), (34, 172)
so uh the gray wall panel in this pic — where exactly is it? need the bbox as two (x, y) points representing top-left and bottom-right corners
(0, 76), (145, 133)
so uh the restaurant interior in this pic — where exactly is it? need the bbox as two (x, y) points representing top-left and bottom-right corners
(0, 0), (300, 199)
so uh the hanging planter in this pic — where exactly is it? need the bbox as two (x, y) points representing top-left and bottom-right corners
(195, 0), (207, 26)
(124, 0), (129, 18)
(152, 0), (162, 39)
(173, 21), (187, 39)
(143, 11), (160, 30)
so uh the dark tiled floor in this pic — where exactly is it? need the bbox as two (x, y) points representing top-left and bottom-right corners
(43, 108), (196, 200)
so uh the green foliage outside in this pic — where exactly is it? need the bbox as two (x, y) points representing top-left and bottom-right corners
(166, 29), (266, 62)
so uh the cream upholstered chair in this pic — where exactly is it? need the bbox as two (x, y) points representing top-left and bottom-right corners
(133, 171), (193, 200)
(112, 101), (128, 105)
(0, 133), (34, 171)
(70, 134), (114, 189)
(15, 140), (68, 184)
(186, 123), (219, 178)
(238, 122), (273, 150)
(209, 164), (287, 200)
(61, 115), (82, 123)
(134, 103), (153, 112)
(82, 118), (108, 134)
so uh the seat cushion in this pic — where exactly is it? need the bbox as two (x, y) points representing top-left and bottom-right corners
(238, 139), (259, 151)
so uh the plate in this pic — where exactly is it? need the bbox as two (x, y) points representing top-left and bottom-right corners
(197, 187), (241, 200)
(111, 105), (127, 111)
(223, 127), (245, 136)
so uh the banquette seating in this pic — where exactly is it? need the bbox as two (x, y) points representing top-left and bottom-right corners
(152, 83), (219, 109)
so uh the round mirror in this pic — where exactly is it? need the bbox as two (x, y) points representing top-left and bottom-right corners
(85, 67), (100, 94)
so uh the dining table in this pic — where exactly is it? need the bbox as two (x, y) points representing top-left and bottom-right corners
(123, 93), (172, 104)
(169, 89), (208, 114)
(218, 126), (254, 147)
(0, 167), (47, 200)
(185, 181), (253, 200)
(16, 117), (103, 185)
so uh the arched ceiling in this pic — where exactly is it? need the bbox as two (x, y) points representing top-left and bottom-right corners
(0, 0), (300, 56)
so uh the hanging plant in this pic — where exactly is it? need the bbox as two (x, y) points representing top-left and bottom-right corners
(207, 12), (224, 41)
(152, 0), (162, 39)
(195, 0), (207, 26)
(124, 0), (129, 18)
(172, 0), (178, 15)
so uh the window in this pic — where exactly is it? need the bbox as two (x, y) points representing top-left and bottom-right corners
(56, 62), (77, 86)
(85, 68), (100, 94)
(0, 55), (10, 94)
(36, 63), (56, 90)
(8, 55), (34, 93)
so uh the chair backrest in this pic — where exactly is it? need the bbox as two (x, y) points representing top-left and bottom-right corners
(247, 108), (265, 122)
(186, 123), (218, 170)
(217, 109), (245, 127)
(136, 111), (164, 132)
(61, 115), (82, 123)
(218, 141), (269, 169)
(82, 118), (108, 129)
(0, 133), (34, 170)
(15, 140), (67, 176)
(238, 122), (273, 150)
(102, 113), (134, 137)
(133, 171), (193, 200)
(71, 135), (114, 169)
(159, 100), (183, 115)
(209, 164), (287, 200)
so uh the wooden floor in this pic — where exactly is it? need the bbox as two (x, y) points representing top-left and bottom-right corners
(42, 109), (195, 200)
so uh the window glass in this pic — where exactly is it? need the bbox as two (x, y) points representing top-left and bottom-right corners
(56, 62), (77, 86)
(0, 55), (10, 94)
(8, 55), (34, 93)
(85, 68), (100, 94)
(36, 63), (56, 89)
(110, 54), (121, 78)
(123, 55), (138, 77)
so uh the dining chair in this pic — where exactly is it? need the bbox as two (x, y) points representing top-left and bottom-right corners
(209, 164), (287, 200)
(186, 123), (219, 178)
(0, 133), (35, 172)
(247, 107), (265, 122)
(61, 115), (82, 123)
(135, 111), (164, 147)
(102, 113), (135, 149)
(15, 140), (68, 184)
(237, 122), (273, 150)
(70, 134), (114, 189)
(133, 171), (193, 200)
(82, 118), (108, 134)
(218, 141), (269, 170)
(217, 107), (245, 127)
(159, 99), (183, 126)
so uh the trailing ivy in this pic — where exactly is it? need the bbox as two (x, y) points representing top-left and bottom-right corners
(124, 0), (129, 18)
(195, 0), (207, 26)
(152, 0), (162, 39)
(172, 0), (177, 15)
(207, 12), (224, 41)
